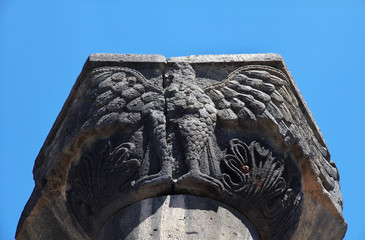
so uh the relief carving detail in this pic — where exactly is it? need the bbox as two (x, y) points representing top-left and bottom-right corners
(64, 62), (333, 239)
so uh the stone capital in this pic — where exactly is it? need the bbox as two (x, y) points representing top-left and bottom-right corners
(17, 54), (346, 240)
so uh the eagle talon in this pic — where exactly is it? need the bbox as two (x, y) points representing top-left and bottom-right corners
(177, 170), (224, 190)
(135, 172), (173, 188)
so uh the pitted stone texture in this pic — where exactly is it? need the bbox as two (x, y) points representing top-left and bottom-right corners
(99, 195), (259, 240)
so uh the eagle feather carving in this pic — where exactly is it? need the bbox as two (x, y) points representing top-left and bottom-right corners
(77, 63), (336, 191)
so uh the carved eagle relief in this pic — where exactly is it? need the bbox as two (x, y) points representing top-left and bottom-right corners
(79, 63), (293, 180)
(66, 62), (332, 239)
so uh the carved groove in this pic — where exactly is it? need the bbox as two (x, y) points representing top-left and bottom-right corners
(67, 139), (141, 237)
(221, 139), (302, 240)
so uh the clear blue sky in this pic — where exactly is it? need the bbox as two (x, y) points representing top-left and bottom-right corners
(1, 1), (364, 239)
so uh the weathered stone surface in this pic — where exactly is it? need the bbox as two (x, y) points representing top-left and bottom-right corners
(99, 195), (259, 240)
(17, 54), (346, 240)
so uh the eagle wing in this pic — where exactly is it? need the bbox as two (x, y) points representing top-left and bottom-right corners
(80, 66), (164, 133)
(204, 65), (339, 192)
(204, 65), (292, 136)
